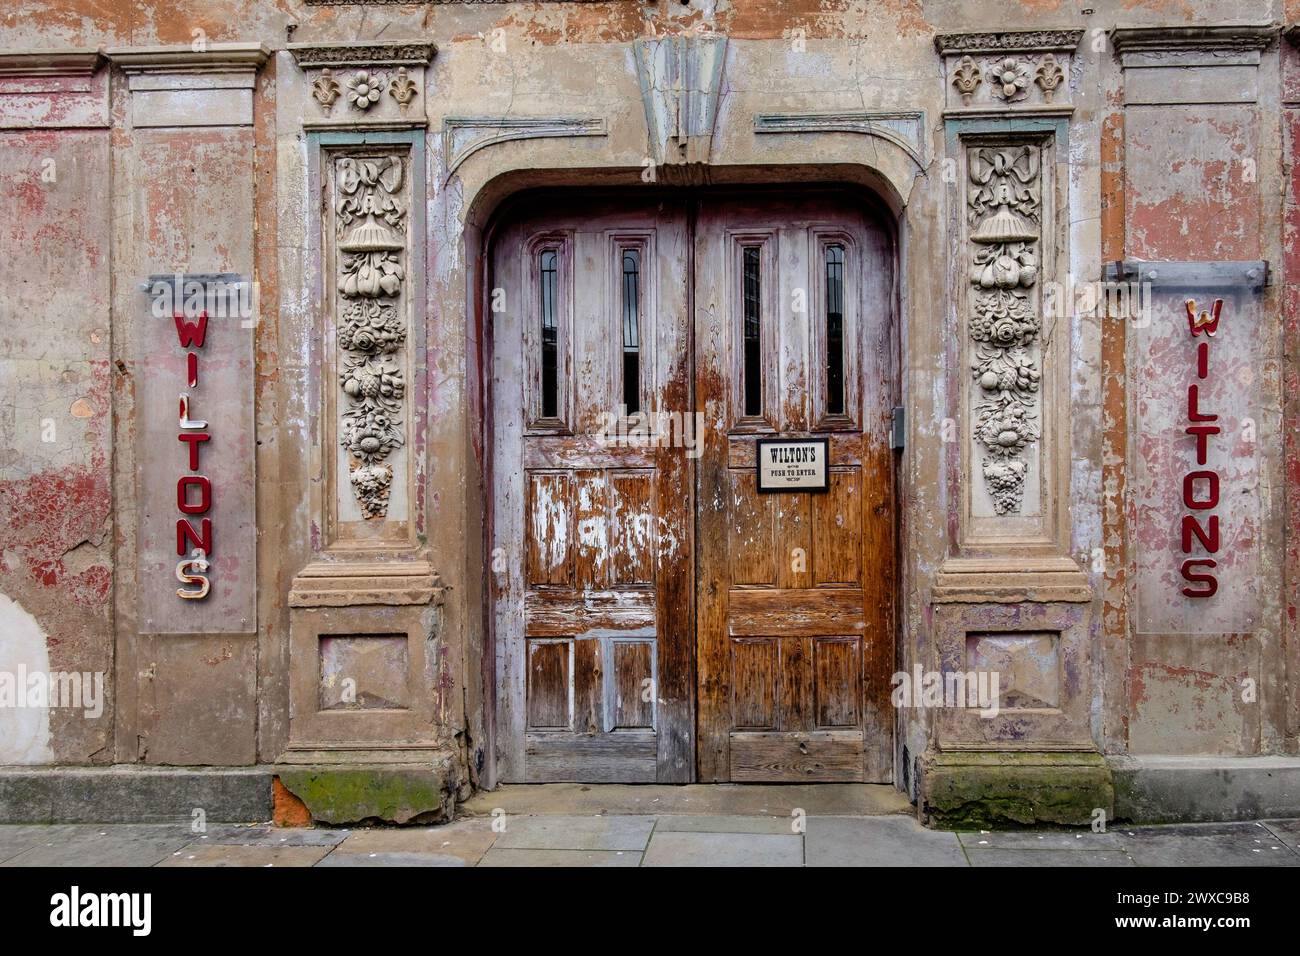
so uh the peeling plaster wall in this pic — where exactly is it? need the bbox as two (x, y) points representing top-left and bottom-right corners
(0, 122), (114, 765)
(0, 0), (1294, 786)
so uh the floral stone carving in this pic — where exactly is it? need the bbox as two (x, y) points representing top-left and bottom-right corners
(346, 70), (386, 111)
(1035, 54), (1064, 103)
(312, 68), (341, 111)
(951, 56), (982, 105)
(334, 155), (408, 518)
(989, 57), (1032, 102)
(389, 67), (418, 108)
(967, 144), (1043, 515)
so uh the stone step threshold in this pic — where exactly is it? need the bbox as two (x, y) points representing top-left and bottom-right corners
(462, 783), (912, 818)
(3, 756), (1300, 826)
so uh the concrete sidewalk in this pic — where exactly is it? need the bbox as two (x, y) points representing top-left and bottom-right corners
(2, 812), (1299, 867)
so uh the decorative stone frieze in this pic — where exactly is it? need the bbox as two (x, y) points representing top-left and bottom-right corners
(936, 29), (1081, 116)
(289, 42), (433, 128)
(935, 30), (1086, 53)
(289, 43), (435, 68)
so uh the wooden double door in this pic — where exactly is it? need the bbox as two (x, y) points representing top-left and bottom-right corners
(490, 193), (895, 784)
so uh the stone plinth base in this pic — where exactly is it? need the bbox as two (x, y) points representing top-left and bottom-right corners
(920, 750), (1115, 829)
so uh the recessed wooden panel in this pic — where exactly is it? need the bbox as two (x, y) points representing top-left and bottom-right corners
(525, 472), (572, 586)
(612, 640), (654, 729)
(779, 636), (814, 731)
(526, 639), (570, 730)
(525, 589), (656, 636)
(728, 730), (865, 782)
(775, 492), (813, 589)
(524, 733), (657, 782)
(727, 470), (775, 586)
(573, 470), (609, 588)
(814, 637), (861, 728)
(731, 638), (776, 730)
(813, 470), (863, 586)
(572, 637), (603, 735)
(609, 471), (655, 586)
(728, 588), (866, 636)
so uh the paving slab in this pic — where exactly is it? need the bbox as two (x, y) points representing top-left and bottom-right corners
(1259, 819), (1300, 851)
(966, 848), (1136, 867)
(317, 851), (467, 867)
(200, 824), (351, 847)
(478, 847), (641, 867)
(958, 829), (1126, 851)
(0, 825), (87, 863)
(464, 783), (908, 817)
(654, 814), (798, 834)
(642, 831), (802, 867)
(492, 814), (656, 851)
(330, 818), (496, 865)
(0, 824), (192, 867)
(159, 843), (332, 867)
(1118, 822), (1300, 867)
(806, 815), (967, 867)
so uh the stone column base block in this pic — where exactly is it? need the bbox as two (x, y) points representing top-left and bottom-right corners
(920, 750), (1114, 829)
(273, 761), (457, 826)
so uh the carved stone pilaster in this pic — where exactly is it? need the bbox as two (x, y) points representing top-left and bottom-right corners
(965, 143), (1044, 516)
(329, 152), (411, 519)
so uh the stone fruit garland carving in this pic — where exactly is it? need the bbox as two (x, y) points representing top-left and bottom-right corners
(967, 144), (1042, 515)
(334, 155), (408, 518)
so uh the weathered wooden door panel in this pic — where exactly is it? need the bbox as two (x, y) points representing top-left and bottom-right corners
(492, 191), (895, 784)
(694, 196), (896, 783)
(491, 199), (693, 783)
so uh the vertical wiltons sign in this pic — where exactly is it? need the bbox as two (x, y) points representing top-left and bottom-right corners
(1133, 282), (1259, 634)
(1178, 298), (1224, 598)
(136, 275), (256, 634)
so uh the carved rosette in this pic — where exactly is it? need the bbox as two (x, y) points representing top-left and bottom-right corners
(966, 144), (1042, 515)
(333, 155), (409, 518)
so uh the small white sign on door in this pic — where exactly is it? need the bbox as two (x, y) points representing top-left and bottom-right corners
(756, 437), (829, 493)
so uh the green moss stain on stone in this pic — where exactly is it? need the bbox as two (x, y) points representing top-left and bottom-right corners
(276, 766), (453, 826)
(922, 751), (1114, 830)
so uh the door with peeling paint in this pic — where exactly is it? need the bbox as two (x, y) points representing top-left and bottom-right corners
(490, 198), (694, 782)
(694, 195), (896, 783)
(491, 191), (896, 784)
